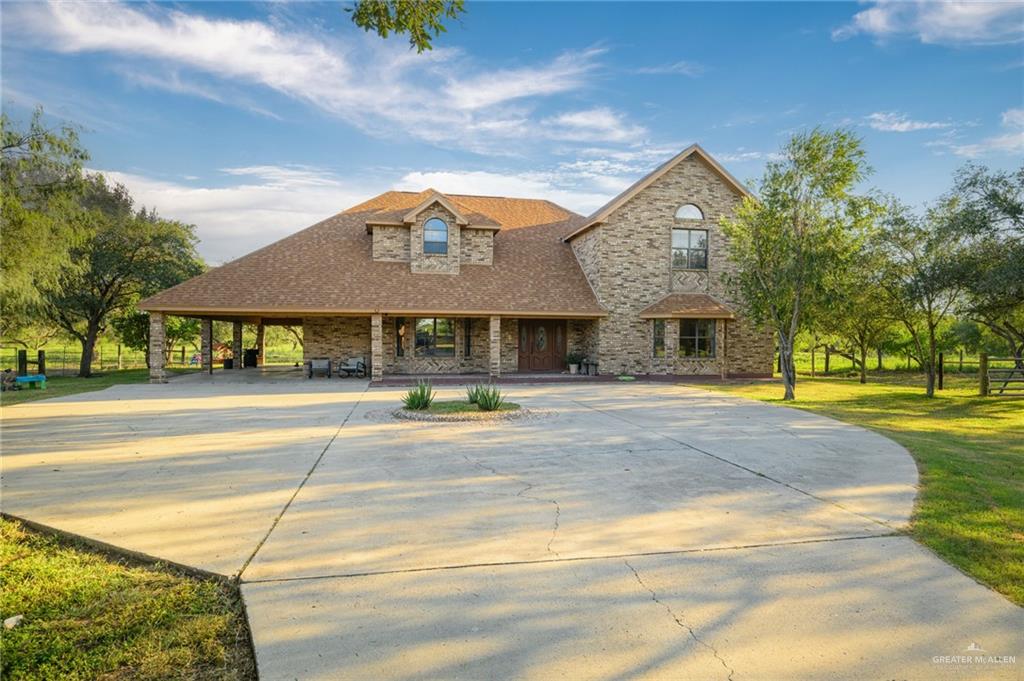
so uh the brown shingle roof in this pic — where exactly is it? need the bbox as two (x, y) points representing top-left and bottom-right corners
(139, 191), (604, 318)
(638, 293), (736, 319)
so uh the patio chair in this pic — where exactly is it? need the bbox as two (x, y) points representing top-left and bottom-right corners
(305, 357), (332, 379)
(337, 356), (367, 378)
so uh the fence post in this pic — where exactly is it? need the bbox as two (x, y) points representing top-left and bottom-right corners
(825, 346), (831, 373)
(938, 352), (944, 390)
(117, 344), (123, 370)
(37, 350), (46, 376)
(979, 353), (989, 397)
(959, 349), (964, 372)
(17, 350), (27, 376)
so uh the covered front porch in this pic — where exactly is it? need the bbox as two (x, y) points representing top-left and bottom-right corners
(146, 312), (600, 384)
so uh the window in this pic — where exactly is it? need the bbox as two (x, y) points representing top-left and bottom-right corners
(423, 217), (448, 254)
(464, 318), (472, 357)
(653, 319), (666, 358)
(415, 318), (455, 356)
(672, 228), (708, 269)
(678, 319), (716, 358)
(395, 317), (406, 357)
(675, 203), (704, 220)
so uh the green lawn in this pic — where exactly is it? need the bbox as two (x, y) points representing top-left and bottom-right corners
(704, 375), (1023, 605)
(0, 369), (198, 407)
(0, 518), (255, 680)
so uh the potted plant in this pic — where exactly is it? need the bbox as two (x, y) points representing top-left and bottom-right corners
(566, 352), (585, 375)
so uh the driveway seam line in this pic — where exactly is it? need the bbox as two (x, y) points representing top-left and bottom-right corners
(235, 383), (370, 581)
(572, 399), (898, 532)
(625, 559), (735, 681)
(240, 532), (900, 584)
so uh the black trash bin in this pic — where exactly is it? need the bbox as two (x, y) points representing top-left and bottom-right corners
(223, 358), (233, 370)
(244, 348), (258, 368)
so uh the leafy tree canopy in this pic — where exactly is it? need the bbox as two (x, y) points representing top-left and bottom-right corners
(349, 0), (464, 52)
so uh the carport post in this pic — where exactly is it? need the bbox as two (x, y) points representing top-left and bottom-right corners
(201, 319), (213, 374)
(489, 316), (501, 380)
(148, 312), (167, 383)
(370, 314), (383, 382)
(256, 323), (265, 366)
(232, 322), (243, 369)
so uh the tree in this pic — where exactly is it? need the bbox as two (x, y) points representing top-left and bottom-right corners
(112, 312), (200, 368)
(43, 175), (204, 377)
(721, 128), (874, 400)
(824, 245), (894, 384)
(349, 0), (464, 52)
(945, 164), (1024, 362)
(1, 107), (89, 336)
(875, 200), (963, 397)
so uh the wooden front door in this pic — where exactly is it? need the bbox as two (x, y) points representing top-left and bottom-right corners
(518, 320), (566, 372)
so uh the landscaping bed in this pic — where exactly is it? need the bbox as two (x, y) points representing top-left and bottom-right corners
(0, 517), (255, 680)
(394, 399), (529, 422)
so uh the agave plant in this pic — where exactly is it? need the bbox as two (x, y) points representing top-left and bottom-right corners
(466, 384), (482, 404)
(476, 385), (506, 411)
(402, 380), (435, 410)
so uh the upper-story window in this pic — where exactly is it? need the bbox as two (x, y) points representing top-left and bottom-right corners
(672, 228), (708, 269)
(675, 203), (704, 220)
(423, 217), (448, 254)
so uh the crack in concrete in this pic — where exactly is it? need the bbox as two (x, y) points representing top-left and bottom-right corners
(624, 559), (735, 681)
(459, 453), (561, 557)
(236, 384), (370, 581)
(242, 533), (898, 584)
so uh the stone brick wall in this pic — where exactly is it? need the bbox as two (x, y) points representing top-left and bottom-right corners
(460, 229), (493, 265)
(371, 225), (410, 261)
(580, 155), (774, 377)
(303, 317), (372, 368)
(411, 204), (461, 274)
(567, 319), (599, 361)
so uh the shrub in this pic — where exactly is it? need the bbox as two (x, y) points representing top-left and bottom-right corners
(565, 352), (585, 365)
(466, 384), (482, 404)
(403, 380), (435, 410)
(476, 385), (506, 411)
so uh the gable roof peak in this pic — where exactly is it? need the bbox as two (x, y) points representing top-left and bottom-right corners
(564, 144), (751, 242)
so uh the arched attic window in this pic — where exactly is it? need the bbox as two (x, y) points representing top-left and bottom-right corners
(423, 217), (448, 254)
(675, 203), (704, 220)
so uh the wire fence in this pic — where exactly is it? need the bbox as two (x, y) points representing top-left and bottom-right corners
(0, 344), (306, 376)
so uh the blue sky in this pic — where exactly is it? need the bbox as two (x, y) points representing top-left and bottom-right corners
(3, 1), (1023, 263)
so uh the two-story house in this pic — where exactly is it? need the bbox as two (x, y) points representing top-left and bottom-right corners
(139, 145), (775, 381)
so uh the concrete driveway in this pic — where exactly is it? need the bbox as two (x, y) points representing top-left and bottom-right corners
(2, 376), (1020, 680)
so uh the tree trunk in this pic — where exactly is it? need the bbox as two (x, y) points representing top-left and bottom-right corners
(925, 326), (937, 398)
(779, 333), (796, 400)
(860, 344), (867, 384)
(876, 348), (883, 370)
(78, 319), (101, 377)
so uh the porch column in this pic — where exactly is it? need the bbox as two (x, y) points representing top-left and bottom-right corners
(201, 319), (212, 373)
(232, 321), (243, 369)
(370, 314), (383, 382)
(489, 316), (501, 380)
(719, 319), (728, 379)
(148, 312), (167, 383)
(256, 323), (265, 366)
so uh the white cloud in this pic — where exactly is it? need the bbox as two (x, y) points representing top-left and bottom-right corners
(634, 61), (705, 77)
(9, 2), (638, 154)
(712, 149), (784, 163)
(867, 111), (952, 132)
(395, 169), (623, 215)
(97, 166), (381, 264)
(541, 108), (647, 143)
(834, 1), (1024, 45)
(927, 108), (1024, 157)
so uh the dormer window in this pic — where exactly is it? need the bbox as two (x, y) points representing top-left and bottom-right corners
(423, 217), (448, 254)
(675, 203), (704, 220)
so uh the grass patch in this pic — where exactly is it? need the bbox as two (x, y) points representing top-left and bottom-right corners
(0, 517), (255, 680)
(420, 399), (520, 414)
(0, 369), (195, 407)
(703, 376), (1023, 605)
